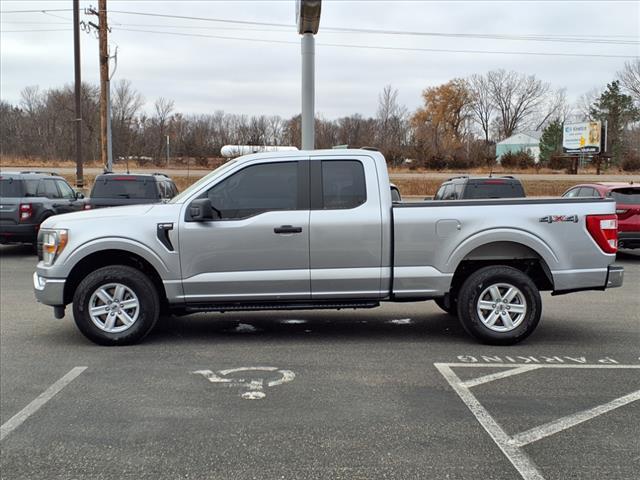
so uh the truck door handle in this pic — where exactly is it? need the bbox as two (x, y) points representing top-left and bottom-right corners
(274, 225), (302, 234)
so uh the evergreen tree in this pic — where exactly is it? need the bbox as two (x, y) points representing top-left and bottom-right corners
(590, 80), (640, 164)
(539, 118), (563, 164)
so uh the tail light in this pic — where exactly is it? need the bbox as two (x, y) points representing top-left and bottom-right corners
(83, 204), (92, 210)
(19, 203), (33, 222)
(586, 214), (618, 254)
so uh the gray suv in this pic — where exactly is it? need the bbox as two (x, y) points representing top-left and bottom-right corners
(0, 171), (85, 245)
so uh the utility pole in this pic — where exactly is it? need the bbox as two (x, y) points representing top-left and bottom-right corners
(88, 0), (110, 171)
(73, 0), (83, 187)
(106, 46), (118, 172)
(98, 0), (109, 171)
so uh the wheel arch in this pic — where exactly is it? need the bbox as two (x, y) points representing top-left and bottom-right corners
(449, 240), (555, 298)
(63, 249), (167, 307)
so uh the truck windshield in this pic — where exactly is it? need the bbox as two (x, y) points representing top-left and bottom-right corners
(91, 179), (158, 199)
(609, 187), (640, 204)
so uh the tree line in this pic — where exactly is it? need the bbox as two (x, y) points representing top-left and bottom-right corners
(1, 61), (638, 170)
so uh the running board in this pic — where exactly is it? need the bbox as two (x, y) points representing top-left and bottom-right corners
(184, 300), (380, 313)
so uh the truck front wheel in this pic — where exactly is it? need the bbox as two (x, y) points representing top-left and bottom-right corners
(457, 266), (541, 345)
(72, 265), (160, 346)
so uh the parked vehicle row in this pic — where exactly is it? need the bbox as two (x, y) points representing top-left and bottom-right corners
(1, 171), (178, 246)
(0, 172), (85, 245)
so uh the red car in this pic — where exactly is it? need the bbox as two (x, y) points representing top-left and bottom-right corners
(562, 182), (640, 249)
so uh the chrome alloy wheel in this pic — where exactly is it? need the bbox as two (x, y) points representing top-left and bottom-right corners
(88, 283), (140, 333)
(476, 283), (527, 332)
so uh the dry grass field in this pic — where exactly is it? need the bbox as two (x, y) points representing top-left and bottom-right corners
(3, 156), (638, 198)
(48, 173), (596, 198)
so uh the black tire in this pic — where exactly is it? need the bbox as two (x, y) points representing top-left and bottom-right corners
(457, 266), (541, 345)
(434, 296), (457, 316)
(72, 265), (160, 346)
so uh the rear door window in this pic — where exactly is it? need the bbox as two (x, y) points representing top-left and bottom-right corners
(37, 179), (61, 199)
(577, 187), (598, 197)
(321, 160), (366, 209)
(563, 188), (580, 198)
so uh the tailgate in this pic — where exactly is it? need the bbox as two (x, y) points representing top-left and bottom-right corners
(0, 198), (20, 225)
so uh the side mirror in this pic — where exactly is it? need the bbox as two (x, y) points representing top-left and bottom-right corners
(189, 198), (219, 221)
(75, 191), (85, 200)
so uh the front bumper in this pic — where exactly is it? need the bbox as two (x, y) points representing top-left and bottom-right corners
(33, 272), (66, 306)
(606, 265), (624, 288)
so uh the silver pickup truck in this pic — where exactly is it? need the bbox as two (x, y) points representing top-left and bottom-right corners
(34, 149), (623, 346)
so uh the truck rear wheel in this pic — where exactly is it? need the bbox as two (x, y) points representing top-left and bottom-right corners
(72, 265), (160, 346)
(457, 266), (541, 345)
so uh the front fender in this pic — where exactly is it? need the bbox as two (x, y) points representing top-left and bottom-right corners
(55, 237), (173, 280)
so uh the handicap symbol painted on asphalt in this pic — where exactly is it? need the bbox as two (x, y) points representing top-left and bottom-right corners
(192, 367), (295, 400)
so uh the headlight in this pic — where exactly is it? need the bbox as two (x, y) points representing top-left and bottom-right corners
(40, 229), (68, 266)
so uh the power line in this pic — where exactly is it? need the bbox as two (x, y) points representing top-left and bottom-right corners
(40, 11), (73, 22)
(0, 9), (73, 13)
(112, 28), (639, 59)
(106, 21), (640, 41)
(0, 29), (72, 33)
(0, 21), (69, 24)
(2, 8), (637, 45)
(107, 10), (639, 45)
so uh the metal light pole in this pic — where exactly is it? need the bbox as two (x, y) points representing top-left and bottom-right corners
(297, 0), (321, 150)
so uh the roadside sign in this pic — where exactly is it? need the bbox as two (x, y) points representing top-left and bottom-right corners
(563, 121), (602, 154)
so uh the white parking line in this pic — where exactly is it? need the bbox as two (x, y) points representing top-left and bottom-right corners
(0, 366), (87, 442)
(511, 388), (640, 447)
(435, 362), (640, 480)
(435, 363), (546, 480)
(461, 365), (542, 388)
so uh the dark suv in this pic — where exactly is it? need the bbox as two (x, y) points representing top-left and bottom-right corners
(0, 171), (85, 245)
(433, 176), (526, 200)
(85, 172), (178, 209)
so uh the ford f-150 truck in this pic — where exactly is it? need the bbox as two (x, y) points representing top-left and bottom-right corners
(33, 149), (624, 346)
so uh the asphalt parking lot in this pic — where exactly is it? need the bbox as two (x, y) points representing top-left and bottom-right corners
(1, 246), (639, 480)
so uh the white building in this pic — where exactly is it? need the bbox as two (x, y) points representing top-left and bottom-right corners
(496, 131), (542, 163)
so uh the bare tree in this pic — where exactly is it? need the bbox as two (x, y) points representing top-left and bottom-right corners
(535, 88), (570, 130)
(375, 85), (409, 164)
(618, 59), (640, 105)
(466, 74), (494, 142)
(576, 87), (601, 121)
(111, 79), (145, 160)
(487, 69), (550, 139)
(152, 97), (174, 163)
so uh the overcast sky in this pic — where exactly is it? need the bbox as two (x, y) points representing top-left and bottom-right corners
(1, 0), (638, 119)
